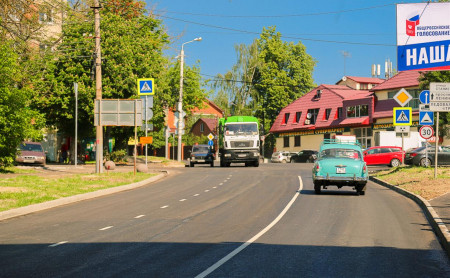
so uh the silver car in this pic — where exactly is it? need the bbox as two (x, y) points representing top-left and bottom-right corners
(271, 151), (293, 163)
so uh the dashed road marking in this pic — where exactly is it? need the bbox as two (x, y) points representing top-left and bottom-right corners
(160, 205), (169, 209)
(99, 226), (113, 231)
(179, 199), (187, 202)
(213, 186), (217, 189)
(49, 241), (68, 248)
(219, 183), (223, 185)
(134, 215), (145, 219)
(194, 194), (200, 197)
(205, 190), (210, 192)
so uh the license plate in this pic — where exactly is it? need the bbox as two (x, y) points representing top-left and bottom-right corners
(336, 167), (346, 174)
(238, 154), (246, 158)
(196, 159), (205, 162)
(24, 159), (34, 163)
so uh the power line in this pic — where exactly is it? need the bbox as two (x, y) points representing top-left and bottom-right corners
(156, 14), (395, 47)
(153, 4), (394, 18)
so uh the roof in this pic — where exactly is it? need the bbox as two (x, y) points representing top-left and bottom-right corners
(371, 71), (422, 91)
(195, 118), (218, 132)
(373, 99), (397, 119)
(341, 76), (385, 84)
(339, 116), (370, 126)
(270, 85), (373, 133)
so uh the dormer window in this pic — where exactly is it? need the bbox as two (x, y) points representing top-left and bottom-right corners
(314, 90), (322, 99)
(282, 113), (290, 125)
(324, 108), (331, 120)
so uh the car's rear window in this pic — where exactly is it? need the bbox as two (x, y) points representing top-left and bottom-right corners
(20, 143), (43, 152)
(192, 146), (209, 152)
(320, 148), (361, 160)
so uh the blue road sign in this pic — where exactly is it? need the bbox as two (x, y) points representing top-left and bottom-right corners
(137, 78), (154, 95)
(419, 90), (430, 104)
(419, 111), (434, 125)
(208, 140), (214, 146)
(393, 107), (412, 126)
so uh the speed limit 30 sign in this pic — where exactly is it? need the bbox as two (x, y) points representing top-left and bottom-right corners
(419, 125), (434, 139)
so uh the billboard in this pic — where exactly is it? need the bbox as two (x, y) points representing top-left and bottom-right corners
(397, 3), (450, 71)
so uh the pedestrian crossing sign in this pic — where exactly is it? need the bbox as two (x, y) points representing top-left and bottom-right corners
(137, 78), (155, 96)
(393, 107), (412, 126)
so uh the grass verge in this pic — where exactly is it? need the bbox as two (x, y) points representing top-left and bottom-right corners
(0, 172), (156, 212)
(372, 166), (450, 200)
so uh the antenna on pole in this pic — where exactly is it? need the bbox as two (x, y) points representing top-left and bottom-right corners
(341, 51), (351, 76)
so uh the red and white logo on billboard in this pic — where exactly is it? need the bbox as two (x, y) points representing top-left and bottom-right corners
(406, 14), (420, 36)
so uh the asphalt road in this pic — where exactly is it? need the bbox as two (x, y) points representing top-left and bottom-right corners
(0, 163), (449, 277)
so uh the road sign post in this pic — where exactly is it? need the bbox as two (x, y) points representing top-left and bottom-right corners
(429, 83), (450, 112)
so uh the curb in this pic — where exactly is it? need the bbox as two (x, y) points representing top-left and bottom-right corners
(0, 171), (168, 222)
(370, 176), (450, 258)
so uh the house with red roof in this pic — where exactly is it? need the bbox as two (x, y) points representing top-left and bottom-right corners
(190, 118), (218, 137)
(269, 72), (438, 153)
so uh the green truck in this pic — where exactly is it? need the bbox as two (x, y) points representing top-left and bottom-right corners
(218, 116), (260, 167)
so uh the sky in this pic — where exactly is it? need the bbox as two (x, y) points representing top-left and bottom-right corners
(146, 0), (427, 89)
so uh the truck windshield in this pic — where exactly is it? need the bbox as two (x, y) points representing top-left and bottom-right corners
(225, 123), (258, 135)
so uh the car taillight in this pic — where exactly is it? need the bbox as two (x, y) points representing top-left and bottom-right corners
(363, 164), (367, 172)
(409, 153), (417, 157)
(315, 164), (320, 172)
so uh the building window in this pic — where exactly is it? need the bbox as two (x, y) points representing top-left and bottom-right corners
(294, 136), (301, 147)
(282, 113), (290, 125)
(360, 83), (368, 90)
(295, 112), (301, 123)
(200, 123), (204, 133)
(307, 108), (319, 125)
(337, 107), (343, 119)
(324, 108), (332, 120)
(353, 127), (373, 149)
(39, 7), (53, 23)
(347, 105), (369, 118)
(283, 136), (290, 147)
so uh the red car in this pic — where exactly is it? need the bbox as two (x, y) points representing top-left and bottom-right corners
(363, 146), (405, 167)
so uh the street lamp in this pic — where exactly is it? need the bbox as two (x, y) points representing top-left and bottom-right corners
(178, 37), (202, 162)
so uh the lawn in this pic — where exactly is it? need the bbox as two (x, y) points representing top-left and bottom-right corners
(0, 170), (156, 212)
(373, 166), (450, 200)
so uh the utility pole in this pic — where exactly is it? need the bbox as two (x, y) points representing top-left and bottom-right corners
(93, 0), (103, 173)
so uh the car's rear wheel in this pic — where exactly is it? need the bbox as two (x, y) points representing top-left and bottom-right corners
(314, 183), (321, 194)
(290, 159), (295, 163)
(420, 157), (431, 167)
(390, 158), (401, 167)
(210, 161), (214, 167)
(190, 162), (194, 167)
(281, 159), (286, 163)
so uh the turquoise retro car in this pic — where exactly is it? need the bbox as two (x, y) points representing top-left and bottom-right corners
(312, 139), (368, 195)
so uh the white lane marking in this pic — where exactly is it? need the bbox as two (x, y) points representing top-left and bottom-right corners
(99, 226), (113, 231)
(227, 177), (231, 180)
(49, 241), (68, 248)
(205, 190), (210, 192)
(195, 176), (304, 278)
(213, 187), (217, 189)
(134, 215), (145, 219)
(223, 180), (228, 183)
(179, 199), (187, 202)
(160, 205), (169, 209)
(194, 194), (200, 197)
(219, 183), (223, 186)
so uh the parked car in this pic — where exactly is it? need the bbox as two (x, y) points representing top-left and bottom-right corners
(363, 146), (405, 167)
(271, 151), (293, 163)
(15, 141), (46, 165)
(188, 144), (215, 167)
(405, 145), (450, 166)
(290, 150), (318, 163)
(312, 139), (368, 195)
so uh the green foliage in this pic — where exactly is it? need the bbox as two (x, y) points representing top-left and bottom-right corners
(419, 71), (450, 138)
(0, 42), (45, 167)
(109, 149), (127, 162)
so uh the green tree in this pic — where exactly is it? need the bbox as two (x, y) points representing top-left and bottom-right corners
(254, 26), (316, 129)
(0, 42), (45, 167)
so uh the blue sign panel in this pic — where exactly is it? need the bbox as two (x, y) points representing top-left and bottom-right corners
(137, 78), (154, 95)
(208, 140), (214, 146)
(419, 90), (430, 104)
(393, 107), (412, 126)
(397, 40), (450, 71)
(419, 111), (434, 125)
